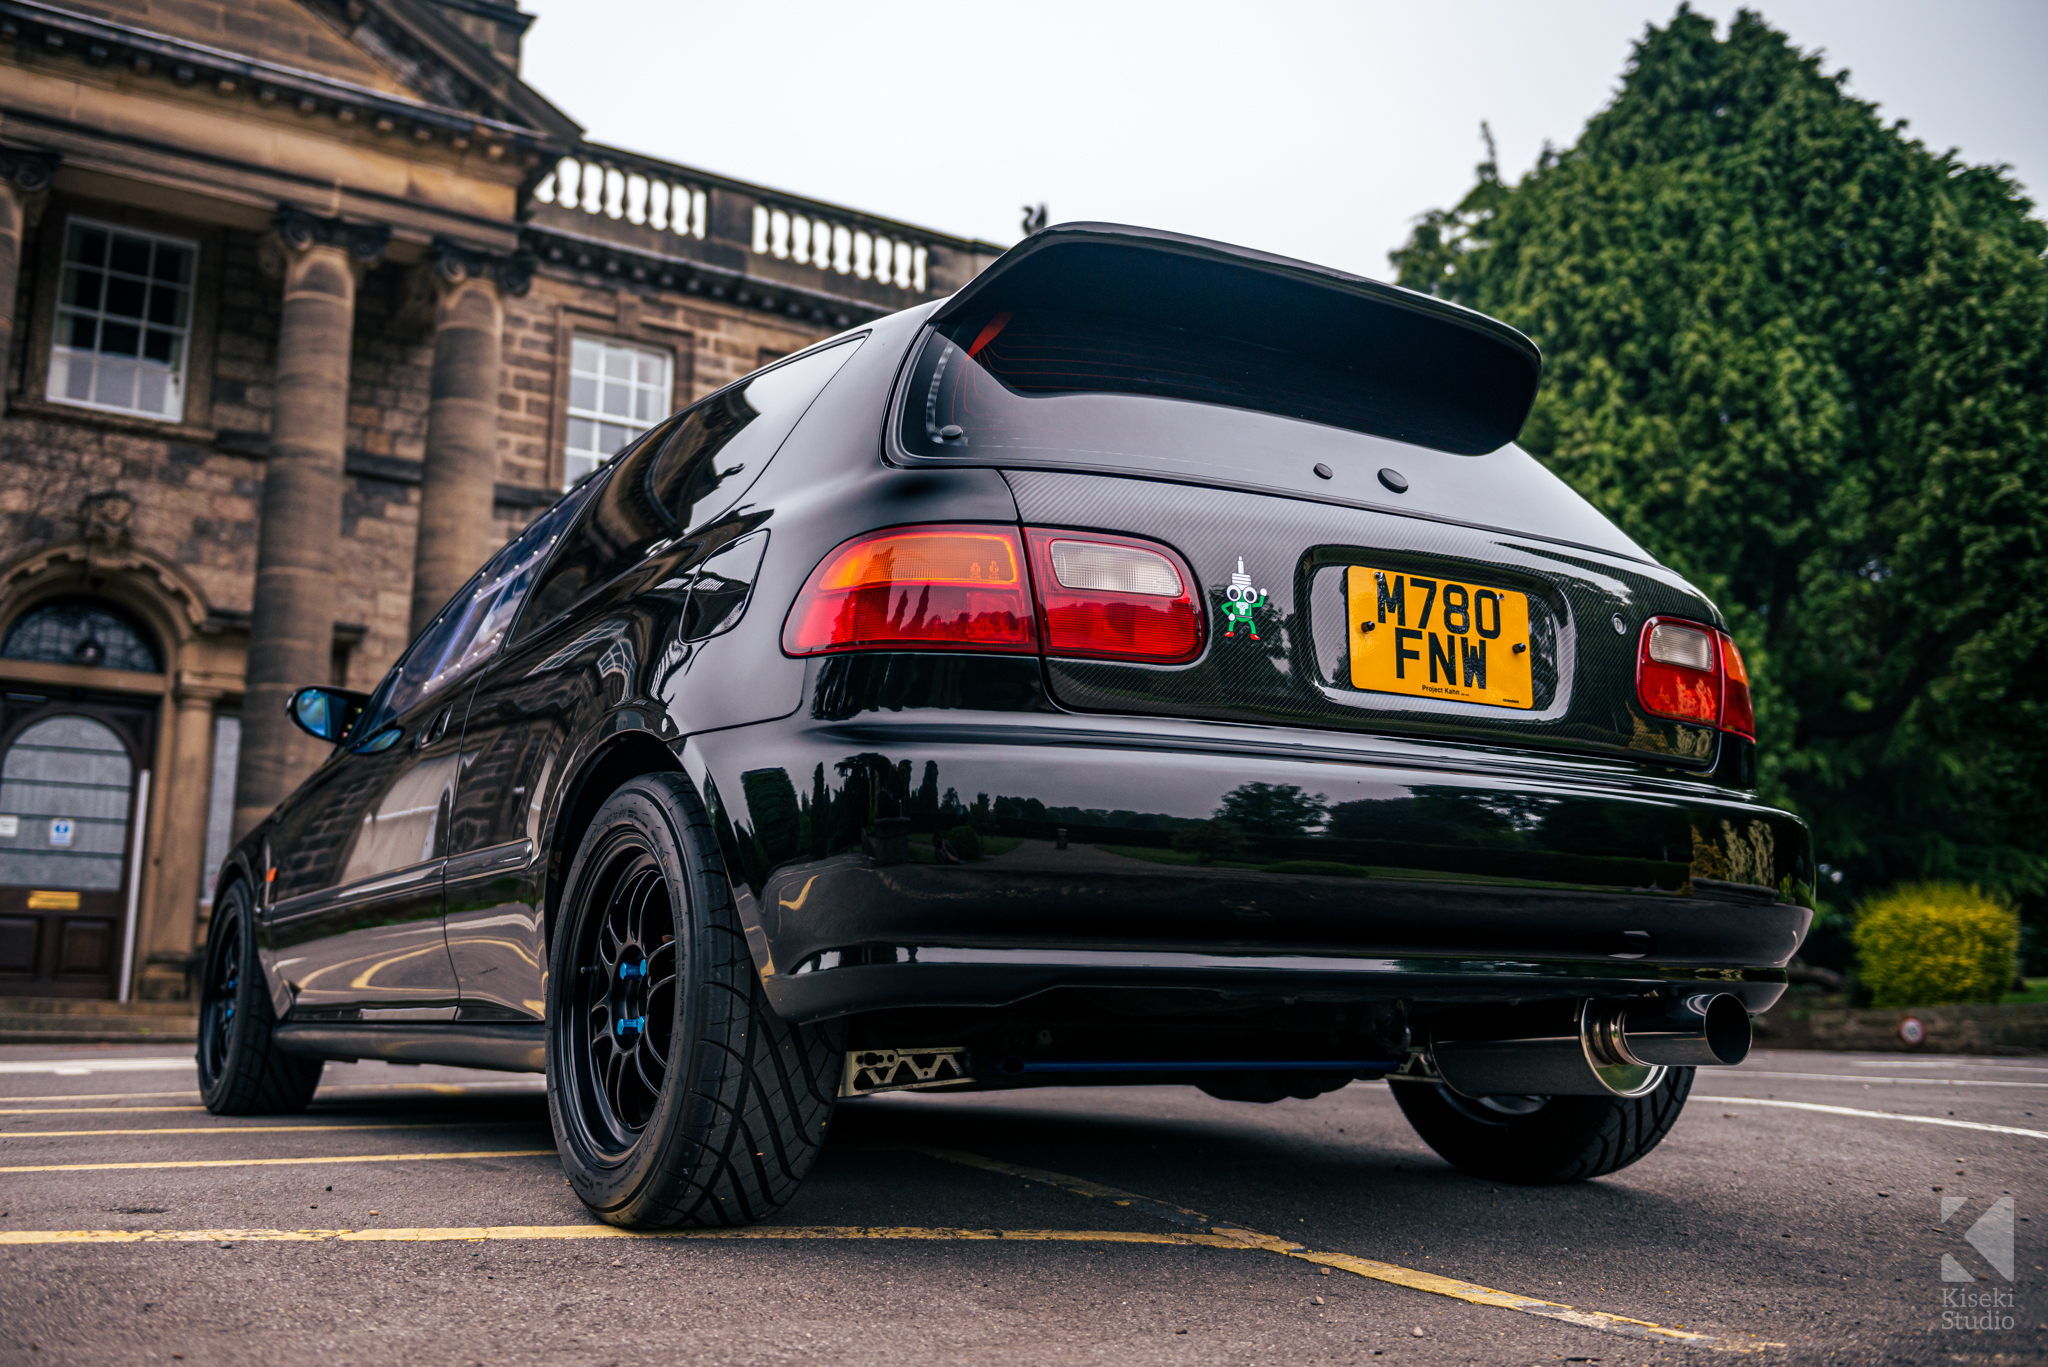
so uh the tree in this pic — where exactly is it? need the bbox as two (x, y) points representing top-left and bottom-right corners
(1392, 7), (2048, 920)
(1215, 782), (1329, 838)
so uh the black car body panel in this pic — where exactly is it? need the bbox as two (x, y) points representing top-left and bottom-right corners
(218, 223), (1812, 1080)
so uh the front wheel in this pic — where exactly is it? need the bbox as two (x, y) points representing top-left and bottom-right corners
(1390, 1067), (1694, 1184)
(546, 773), (841, 1228)
(197, 881), (322, 1115)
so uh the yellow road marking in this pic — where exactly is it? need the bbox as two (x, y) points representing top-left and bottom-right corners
(909, 1145), (1781, 1353)
(0, 1106), (209, 1116)
(0, 1081), (545, 1107)
(0, 1224), (1251, 1248)
(875, 1142), (1208, 1227)
(0, 1149), (555, 1174)
(0, 1122), (534, 1139)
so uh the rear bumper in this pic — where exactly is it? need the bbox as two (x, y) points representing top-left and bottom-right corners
(687, 710), (1814, 1025)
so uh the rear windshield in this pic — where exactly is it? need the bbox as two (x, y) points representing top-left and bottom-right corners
(899, 308), (1491, 464)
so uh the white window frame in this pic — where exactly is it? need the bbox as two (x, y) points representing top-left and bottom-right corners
(563, 334), (673, 489)
(46, 216), (197, 423)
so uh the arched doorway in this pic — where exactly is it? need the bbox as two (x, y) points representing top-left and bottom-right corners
(0, 710), (150, 997)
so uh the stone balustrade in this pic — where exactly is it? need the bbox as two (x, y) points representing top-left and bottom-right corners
(535, 154), (708, 240)
(526, 144), (1002, 323)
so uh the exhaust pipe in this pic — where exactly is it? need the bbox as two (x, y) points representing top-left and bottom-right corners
(1429, 994), (1751, 1099)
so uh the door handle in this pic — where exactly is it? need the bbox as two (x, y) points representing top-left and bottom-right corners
(415, 706), (452, 750)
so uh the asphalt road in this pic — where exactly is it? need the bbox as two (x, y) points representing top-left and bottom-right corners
(0, 1045), (2041, 1366)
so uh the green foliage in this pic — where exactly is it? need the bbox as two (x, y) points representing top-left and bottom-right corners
(1391, 7), (2048, 911)
(943, 824), (982, 862)
(1171, 818), (1250, 866)
(1215, 782), (1329, 837)
(1851, 882), (2019, 1007)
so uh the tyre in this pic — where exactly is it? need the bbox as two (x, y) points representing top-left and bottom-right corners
(547, 772), (842, 1228)
(1390, 1067), (1694, 1184)
(197, 880), (323, 1115)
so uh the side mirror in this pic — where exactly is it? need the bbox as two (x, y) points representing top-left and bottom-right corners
(286, 686), (370, 744)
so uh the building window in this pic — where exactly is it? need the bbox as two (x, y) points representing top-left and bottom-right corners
(565, 335), (671, 488)
(2, 598), (163, 674)
(46, 219), (195, 422)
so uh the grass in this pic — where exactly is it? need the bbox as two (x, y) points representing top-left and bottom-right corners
(2002, 979), (2048, 1004)
(906, 831), (1021, 862)
(1094, 845), (1265, 870)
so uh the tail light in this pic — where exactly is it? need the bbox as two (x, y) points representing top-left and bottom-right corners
(782, 525), (1036, 655)
(784, 524), (1202, 664)
(1025, 530), (1202, 663)
(1636, 617), (1755, 741)
(1718, 632), (1755, 741)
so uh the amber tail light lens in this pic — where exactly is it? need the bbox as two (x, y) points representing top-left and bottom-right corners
(1635, 616), (1755, 742)
(782, 525), (1037, 655)
(1718, 631), (1755, 741)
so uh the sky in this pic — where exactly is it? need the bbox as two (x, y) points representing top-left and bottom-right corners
(516, 1), (2048, 282)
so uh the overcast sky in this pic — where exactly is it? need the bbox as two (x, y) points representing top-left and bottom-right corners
(517, 1), (2046, 282)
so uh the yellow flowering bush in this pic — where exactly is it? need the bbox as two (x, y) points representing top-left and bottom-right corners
(1852, 883), (2020, 1008)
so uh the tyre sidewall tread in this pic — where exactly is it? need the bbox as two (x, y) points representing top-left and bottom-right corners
(197, 882), (322, 1116)
(547, 772), (839, 1229)
(1393, 1067), (1696, 1185)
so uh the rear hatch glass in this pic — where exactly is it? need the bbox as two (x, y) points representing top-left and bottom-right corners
(895, 308), (1648, 562)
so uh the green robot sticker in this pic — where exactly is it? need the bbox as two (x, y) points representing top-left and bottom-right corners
(1222, 557), (1265, 639)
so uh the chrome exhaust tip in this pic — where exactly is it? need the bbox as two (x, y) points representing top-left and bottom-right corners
(1427, 993), (1751, 1099)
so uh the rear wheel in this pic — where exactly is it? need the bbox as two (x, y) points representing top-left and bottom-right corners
(197, 881), (322, 1115)
(547, 773), (841, 1228)
(1390, 1067), (1694, 1184)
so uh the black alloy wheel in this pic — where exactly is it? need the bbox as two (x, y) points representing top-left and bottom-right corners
(546, 773), (842, 1228)
(197, 880), (322, 1115)
(1390, 1067), (1695, 1184)
(564, 840), (680, 1151)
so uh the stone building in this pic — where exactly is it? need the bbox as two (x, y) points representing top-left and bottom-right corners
(0, 0), (999, 1001)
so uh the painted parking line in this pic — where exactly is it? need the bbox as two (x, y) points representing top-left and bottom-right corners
(884, 1143), (1209, 1227)
(0, 1058), (196, 1076)
(0, 1106), (209, 1116)
(0, 1122), (536, 1139)
(900, 1143), (1778, 1353)
(0, 1148), (556, 1174)
(0, 1224), (1244, 1248)
(1729, 1069), (2048, 1089)
(0, 1082), (546, 1107)
(1697, 1095), (2048, 1140)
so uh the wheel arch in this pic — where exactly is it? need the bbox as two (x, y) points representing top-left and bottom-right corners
(544, 728), (685, 951)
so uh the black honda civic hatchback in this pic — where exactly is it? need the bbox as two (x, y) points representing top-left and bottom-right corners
(199, 223), (1812, 1228)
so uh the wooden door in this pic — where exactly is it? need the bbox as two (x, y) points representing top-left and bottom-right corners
(0, 699), (153, 998)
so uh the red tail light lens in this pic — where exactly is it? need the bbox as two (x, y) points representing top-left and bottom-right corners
(782, 525), (1036, 655)
(1636, 616), (1755, 741)
(1025, 530), (1203, 663)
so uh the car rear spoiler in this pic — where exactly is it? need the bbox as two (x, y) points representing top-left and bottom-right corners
(930, 222), (1541, 456)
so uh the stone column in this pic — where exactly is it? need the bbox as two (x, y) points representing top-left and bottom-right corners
(0, 150), (59, 416)
(408, 244), (528, 637)
(140, 686), (221, 997)
(232, 209), (388, 839)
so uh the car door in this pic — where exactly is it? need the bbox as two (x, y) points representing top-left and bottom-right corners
(262, 682), (468, 1020)
(264, 528), (557, 1020)
(443, 339), (864, 1022)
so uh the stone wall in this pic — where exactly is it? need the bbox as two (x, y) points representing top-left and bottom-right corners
(1755, 999), (2048, 1056)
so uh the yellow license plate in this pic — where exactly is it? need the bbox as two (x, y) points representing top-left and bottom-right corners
(1345, 566), (1533, 709)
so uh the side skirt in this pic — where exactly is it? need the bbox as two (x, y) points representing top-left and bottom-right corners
(272, 1023), (546, 1074)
